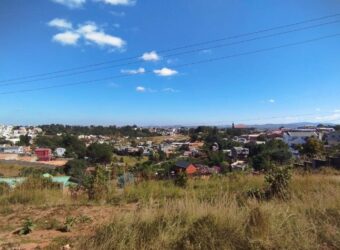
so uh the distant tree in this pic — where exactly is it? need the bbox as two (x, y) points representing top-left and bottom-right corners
(249, 140), (291, 171)
(251, 154), (270, 171)
(64, 159), (88, 181)
(300, 137), (324, 158)
(17, 134), (31, 146)
(86, 143), (113, 164)
(61, 134), (86, 158)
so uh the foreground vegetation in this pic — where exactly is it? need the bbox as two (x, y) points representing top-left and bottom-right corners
(0, 169), (339, 250)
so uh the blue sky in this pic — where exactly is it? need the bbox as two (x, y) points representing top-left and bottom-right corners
(1, 0), (340, 126)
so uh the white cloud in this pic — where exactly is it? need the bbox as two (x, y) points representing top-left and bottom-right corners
(163, 88), (179, 93)
(96, 0), (136, 5)
(141, 51), (160, 61)
(83, 31), (125, 48)
(334, 109), (340, 113)
(77, 23), (97, 34)
(268, 99), (275, 103)
(48, 18), (73, 29)
(49, 20), (126, 50)
(136, 86), (145, 92)
(53, 31), (80, 45)
(51, 0), (86, 8)
(154, 67), (178, 77)
(121, 67), (145, 75)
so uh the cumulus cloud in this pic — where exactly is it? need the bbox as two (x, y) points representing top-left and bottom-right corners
(49, 19), (126, 50)
(136, 86), (146, 92)
(48, 18), (73, 29)
(51, 0), (86, 8)
(96, 0), (136, 5)
(121, 67), (145, 75)
(53, 31), (80, 45)
(141, 51), (160, 61)
(82, 30), (125, 48)
(154, 67), (178, 77)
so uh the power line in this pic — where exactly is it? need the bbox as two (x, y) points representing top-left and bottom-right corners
(1, 18), (340, 87)
(1, 32), (339, 95)
(1, 12), (340, 83)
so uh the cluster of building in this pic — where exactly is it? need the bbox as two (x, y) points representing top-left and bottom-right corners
(0, 125), (42, 144)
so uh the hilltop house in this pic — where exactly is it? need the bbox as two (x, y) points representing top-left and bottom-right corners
(173, 161), (197, 175)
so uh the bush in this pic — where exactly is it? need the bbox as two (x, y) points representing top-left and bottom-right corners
(174, 172), (188, 188)
(83, 166), (110, 200)
(18, 218), (35, 235)
(246, 166), (292, 200)
(264, 166), (291, 199)
(59, 216), (76, 233)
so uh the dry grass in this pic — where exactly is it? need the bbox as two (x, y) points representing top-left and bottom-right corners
(0, 172), (339, 249)
(0, 163), (22, 177)
(78, 173), (340, 250)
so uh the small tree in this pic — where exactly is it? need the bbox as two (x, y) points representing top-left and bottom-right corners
(264, 166), (291, 199)
(83, 166), (109, 200)
(87, 143), (113, 164)
(301, 137), (324, 158)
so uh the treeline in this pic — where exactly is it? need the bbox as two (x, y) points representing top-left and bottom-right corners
(189, 126), (254, 143)
(39, 124), (158, 137)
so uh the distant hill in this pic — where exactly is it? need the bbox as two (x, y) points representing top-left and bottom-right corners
(237, 122), (335, 129)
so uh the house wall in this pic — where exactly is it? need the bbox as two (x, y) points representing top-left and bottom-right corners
(186, 164), (197, 175)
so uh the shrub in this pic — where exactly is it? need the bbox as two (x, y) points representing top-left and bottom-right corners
(83, 166), (109, 200)
(59, 216), (76, 233)
(174, 172), (188, 188)
(18, 218), (35, 235)
(264, 166), (291, 199)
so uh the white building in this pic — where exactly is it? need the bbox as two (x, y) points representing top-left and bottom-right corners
(54, 147), (66, 157)
(0, 146), (25, 154)
(283, 131), (320, 147)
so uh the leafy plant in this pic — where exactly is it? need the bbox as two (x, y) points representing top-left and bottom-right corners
(19, 218), (35, 235)
(60, 216), (76, 233)
(264, 166), (291, 199)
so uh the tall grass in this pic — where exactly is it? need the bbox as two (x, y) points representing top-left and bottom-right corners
(78, 173), (340, 250)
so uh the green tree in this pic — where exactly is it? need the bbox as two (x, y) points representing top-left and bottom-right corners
(83, 166), (109, 200)
(64, 159), (88, 180)
(17, 134), (31, 146)
(87, 143), (113, 164)
(300, 137), (324, 158)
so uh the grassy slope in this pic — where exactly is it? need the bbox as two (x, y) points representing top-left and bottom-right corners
(0, 173), (339, 250)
